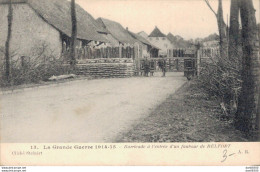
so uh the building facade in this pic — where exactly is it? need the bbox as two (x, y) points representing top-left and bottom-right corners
(147, 27), (174, 57)
(0, 2), (62, 60)
(0, 0), (107, 62)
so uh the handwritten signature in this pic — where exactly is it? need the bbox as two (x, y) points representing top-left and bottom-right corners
(221, 149), (236, 162)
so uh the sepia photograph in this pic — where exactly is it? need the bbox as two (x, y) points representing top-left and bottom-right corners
(0, 0), (260, 166)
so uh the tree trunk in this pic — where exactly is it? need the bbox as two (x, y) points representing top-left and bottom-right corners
(235, 0), (260, 135)
(70, 0), (77, 66)
(228, 0), (241, 59)
(5, 0), (13, 83)
(217, 0), (228, 58)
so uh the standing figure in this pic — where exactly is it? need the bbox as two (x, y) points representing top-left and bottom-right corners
(162, 60), (166, 77)
(144, 59), (150, 77)
(158, 59), (166, 77)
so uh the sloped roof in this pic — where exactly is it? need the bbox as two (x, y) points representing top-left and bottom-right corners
(95, 18), (119, 46)
(104, 34), (120, 46)
(96, 18), (110, 34)
(148, 26), (166, 37)
(167, 32), (190, 48)
(137, 31), (148, 38)
(167, 33), (175, 43)
(0, 0), (108, 42)
(127, 31), (160, 50)
(97, 17), (138, 45)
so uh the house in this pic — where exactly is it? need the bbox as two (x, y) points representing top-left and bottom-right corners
(127, 30), (159, 58)
(95, 18), (120, 48)
(147, 26), (174, 57)
(0, 0), (108, 61)
(96, 17), (149, 59)
(96, 18), (140, 46)
(137, 31), (149, 39)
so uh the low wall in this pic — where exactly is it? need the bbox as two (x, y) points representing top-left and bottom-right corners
(75, 58), (135, 78)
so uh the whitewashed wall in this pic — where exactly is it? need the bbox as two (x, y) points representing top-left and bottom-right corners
(0, 4), (62, 61)
(148, 37), (174, 56)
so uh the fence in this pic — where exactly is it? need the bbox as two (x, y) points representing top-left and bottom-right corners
(165, 48), (220, 75)
(167, 48), (197, 58)
(199, 48), (220, 58)
(168, 48), (219, 58)
(62, 46), (136, 60)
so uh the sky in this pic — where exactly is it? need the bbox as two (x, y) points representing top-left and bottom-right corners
(76, 0), (260, 40)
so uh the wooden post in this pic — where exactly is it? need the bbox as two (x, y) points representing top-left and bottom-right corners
(169, 59), (171, 71)
(137, 44), (140, 58)
(119, 45), (122, 58)
(176, 59), (179, 71)
(135, 44), (140, 75)
(197, 49), (201, 76)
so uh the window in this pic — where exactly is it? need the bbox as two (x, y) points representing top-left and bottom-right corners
(162, 37), (166, 40)
(149, 38), (153, 41)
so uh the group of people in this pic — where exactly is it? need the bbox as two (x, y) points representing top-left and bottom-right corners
(141, 59), (166, 77)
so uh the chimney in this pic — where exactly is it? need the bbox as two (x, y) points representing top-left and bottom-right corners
(126, 27), (128, 31)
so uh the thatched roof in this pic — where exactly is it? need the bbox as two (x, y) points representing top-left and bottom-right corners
(167, 33), (175, 43)
(127, 31), (160, 50)
(149, 26), (166, 37)
(0, 0), (108, 42)
(97, 17), (138, 45)
(104, 34), (120, 46)
(96, 18), (110, 34)
(137, 31), (148, 38)
(96, 18), (119, 46)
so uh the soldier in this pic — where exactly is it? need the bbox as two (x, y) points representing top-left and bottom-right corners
(162, 59), (166, 77)
(158, 59), (166, 77)
(144, 58), (150, 77)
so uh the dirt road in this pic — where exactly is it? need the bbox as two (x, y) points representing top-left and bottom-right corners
(1, 72), (186, 142)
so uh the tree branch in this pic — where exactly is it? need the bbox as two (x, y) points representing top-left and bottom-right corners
(204, 0), (217, 17)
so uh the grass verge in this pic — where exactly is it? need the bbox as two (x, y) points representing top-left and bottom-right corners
(116, 81), (249, 142)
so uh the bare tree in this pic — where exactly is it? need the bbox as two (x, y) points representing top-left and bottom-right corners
(5, 0), (13, 83)
(228, 0), (241, 60)
(204, 0), (227, 58)
(229, 0), (240, 50)
(70, 0), (77, 66)
(235, 0), (260, 134)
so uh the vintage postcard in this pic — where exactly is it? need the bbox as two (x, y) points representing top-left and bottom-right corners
(0, 0), (259, 166)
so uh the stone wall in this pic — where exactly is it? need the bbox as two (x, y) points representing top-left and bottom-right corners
(75, 58), (135, 78)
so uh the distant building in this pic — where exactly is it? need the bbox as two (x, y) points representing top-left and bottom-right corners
(96, 18), (159, 58)
(137, 31), (149, 39)
(127, 30), (159, 58)
(166, 33), (177, 47)
(148, 27), (174, 57)
(96, 17), (138, 47)
(96, 18), (120, 47)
